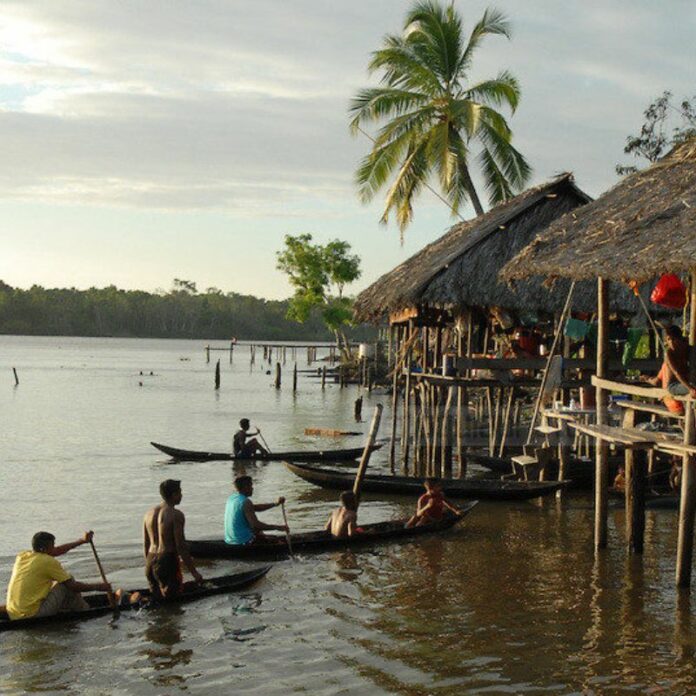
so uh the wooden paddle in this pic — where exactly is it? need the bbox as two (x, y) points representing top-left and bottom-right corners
(88, 539), (118, 613)
(280, 501), (294, 558)
(258, 429), (272, 454)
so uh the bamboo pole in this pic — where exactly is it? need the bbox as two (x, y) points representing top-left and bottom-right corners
(388, 349), (400, 473)
(676, 268), (696, 587)
(353, 404), (383, 506)
(498, 387), (515, 457)
(441, 385), (454, 478)
(595, 277), (610, 551)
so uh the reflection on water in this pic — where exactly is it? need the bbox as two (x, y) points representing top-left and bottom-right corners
(1, 337), (695, 694)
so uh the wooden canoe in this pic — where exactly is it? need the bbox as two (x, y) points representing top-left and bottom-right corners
(285, 462), (568, 500)
(151, 441), (380, 462)
(188, 502), (477, 559)
(0, 566), (270, 632)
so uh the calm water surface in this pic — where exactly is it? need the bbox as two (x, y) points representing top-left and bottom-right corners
(1, 336), (695, 695)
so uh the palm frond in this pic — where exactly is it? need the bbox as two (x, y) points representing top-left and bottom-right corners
(465, 70), (520, 113)
(478, 147), (514, 203)
(449, 98), (482, 138)
(368, 38), (443, 94)
(355, 134), (412, 203)
(458, 7), (511, 75)
(349, 87), (429, 132)
(478, 119), (532, 192)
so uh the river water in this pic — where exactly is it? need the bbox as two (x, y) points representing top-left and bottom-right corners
(0, 335), (694, 695)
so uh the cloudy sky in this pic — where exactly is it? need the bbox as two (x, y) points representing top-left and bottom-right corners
(1, 0), (694, 298)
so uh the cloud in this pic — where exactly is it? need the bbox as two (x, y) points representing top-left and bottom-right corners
(0, 0), (694, 214)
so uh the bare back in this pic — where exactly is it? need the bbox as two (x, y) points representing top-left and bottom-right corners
(156, 505), (183, 554)
(328, 508), (357, 538)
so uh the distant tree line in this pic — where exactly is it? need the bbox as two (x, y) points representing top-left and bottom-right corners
(0, 280), (376, 341)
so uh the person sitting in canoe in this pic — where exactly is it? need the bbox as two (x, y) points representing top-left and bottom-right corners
(143, 479), (203, 599)
(233, 418), (268, 458)
(224, 475), (288, 545)
(325, 491), (359, 538)
(405, 478), (462, 528)
(5, 530), (113, 621)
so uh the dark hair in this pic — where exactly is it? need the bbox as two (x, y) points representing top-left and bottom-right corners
(32, 531), (56, 552)
(340, 491), (357, 511)
(160, 479), (181, 501)
(240, 418), (250, 428)
(665, 325), (684, 340)
(234, 475), (253, 491)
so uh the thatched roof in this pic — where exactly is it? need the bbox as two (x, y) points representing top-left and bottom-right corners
(355, 174), (622, 323)
(501, 138), (696, 283)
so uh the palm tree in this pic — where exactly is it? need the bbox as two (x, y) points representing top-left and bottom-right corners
(350, 1), (531, 233)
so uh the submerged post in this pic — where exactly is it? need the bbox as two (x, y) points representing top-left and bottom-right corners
(275, 362), (281, 389)
(677, 268), (696, 587)
(595, 277), (610, 550)
(205, 345), (210, 363)
(321, 365), (327, 390)
(214, 359), (220, 389)
(353, 404), (383, 506)
(293, 362), (298, 393)
(12, 367), (19, 386)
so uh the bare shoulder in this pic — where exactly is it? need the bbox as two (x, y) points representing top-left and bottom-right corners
(174, 508), (185, 522)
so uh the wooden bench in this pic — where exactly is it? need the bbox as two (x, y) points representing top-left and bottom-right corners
(616, 400), (684, 421)
(568, 423), (655, 449)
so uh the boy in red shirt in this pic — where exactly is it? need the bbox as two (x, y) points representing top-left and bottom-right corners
(405, 478), (462, 527)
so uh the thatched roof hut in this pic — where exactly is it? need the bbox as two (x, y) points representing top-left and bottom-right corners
(501, 139), (696, 283)
(354, 174), (652, 324)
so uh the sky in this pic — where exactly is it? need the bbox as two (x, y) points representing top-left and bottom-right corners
(1, 0), (694, 299)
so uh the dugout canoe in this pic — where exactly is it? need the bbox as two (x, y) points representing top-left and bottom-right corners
(151, 441), (380, 462)
(285, 462), (567, 500)
(0, 566), (270, 632)
(188, 502), (478, 559)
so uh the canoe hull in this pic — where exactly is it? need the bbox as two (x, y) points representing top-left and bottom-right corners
(189, 502), (478, 559)
(151, 441), (378, 462)
(0, 566), (270, 632)
(285, 462), (567, 500)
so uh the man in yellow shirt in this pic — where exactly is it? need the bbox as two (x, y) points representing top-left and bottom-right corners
(6, 530), (112, 620)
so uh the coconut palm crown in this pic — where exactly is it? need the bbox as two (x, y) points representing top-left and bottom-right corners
(350, 1), (531, 234)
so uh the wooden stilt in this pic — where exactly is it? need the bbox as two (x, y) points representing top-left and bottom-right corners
(214, 359), (220, 389)
(353, 405), (383, 506)
(275, 362), (281, 389)
(498, 387), (515, 457)
(293, 363), (298, 393)
(441, 385), (454, 478)
(206, 345), (210, 363)
(625, 446), (648, 554)
(321, 365), (327, 390)
(595, 277), (610, 551)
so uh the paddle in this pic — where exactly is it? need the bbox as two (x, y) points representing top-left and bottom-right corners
(280, 501), (294, 558)
(88, 538), (118, 615)
(258, 428), (272, 454)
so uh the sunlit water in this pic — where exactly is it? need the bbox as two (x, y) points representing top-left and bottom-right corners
(1, 336), (694, 695)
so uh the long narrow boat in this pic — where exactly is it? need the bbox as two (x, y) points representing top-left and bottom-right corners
(285, 462), (567, 500)
(0, 566), (270, 632)
(188, 502), (477, 559)
(151, 441), (379, 463)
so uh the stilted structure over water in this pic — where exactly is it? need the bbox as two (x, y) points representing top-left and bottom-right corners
(502, 138), (696, 587)
(355, 174), (659, 478)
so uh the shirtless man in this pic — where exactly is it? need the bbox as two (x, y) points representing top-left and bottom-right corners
(233, 418), (268, 458)
(325, 491), (358, 538)
(143, 479), (203, 599)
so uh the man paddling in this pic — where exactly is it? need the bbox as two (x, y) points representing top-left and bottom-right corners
(5, 531), (112, 620)
(224, 475), (288, 544)
(233, 418), (268, 458)
(143, 479), (203, 599)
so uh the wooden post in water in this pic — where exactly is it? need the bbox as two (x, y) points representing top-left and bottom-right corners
(293, 363), (298, 393)
(214, 359), (220, 389)
(275, 362), (281, 389)
(229, 342), (234, 363)
(205, 345), (210, 363)
(389, 368), (400, 474)
(321, 365), (327, 390)
(626, 448), (648, 554)
(12, 367), (19, 386)
(595, 277), (610, 551)
(354, 396), (363, 422)
(353, 404), (383, 506)
(676, 268), (696, 587)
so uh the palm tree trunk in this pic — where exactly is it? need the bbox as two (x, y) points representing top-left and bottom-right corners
(460, 164), (484, 216)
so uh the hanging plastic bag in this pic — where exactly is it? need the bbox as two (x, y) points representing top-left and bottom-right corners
(650, 274), (686, 309)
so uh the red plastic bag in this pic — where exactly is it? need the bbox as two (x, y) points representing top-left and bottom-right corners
(650, 274), (686, 309)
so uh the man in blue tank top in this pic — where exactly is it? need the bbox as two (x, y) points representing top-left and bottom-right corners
(224, 476), (288, 545)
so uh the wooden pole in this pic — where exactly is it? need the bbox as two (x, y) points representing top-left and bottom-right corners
(441, 385), (454, 478)
(275, 362), (281, 389)
(498, 387), (515, 457)
(88, 539), (117, 611)
(214, 359), (221, 389)
(205, 345), (210, 363)
(626, 448), (647, 554)
(353, 404), (383, 506)
(389, 363), (400, 474)
(293, 362), (298, 393)
(321, 365), (327, 390)
(12, 367), (19, 386)
(595, 277), (610, 551)
(229, 341), (234, 363)
(676, 268), (696, 586)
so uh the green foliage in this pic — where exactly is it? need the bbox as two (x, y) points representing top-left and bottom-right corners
(350, 1), (531, 233)
(276, 234), (361, 336)
(616, 91), (696, 175)
(0, 280), (376, 341)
